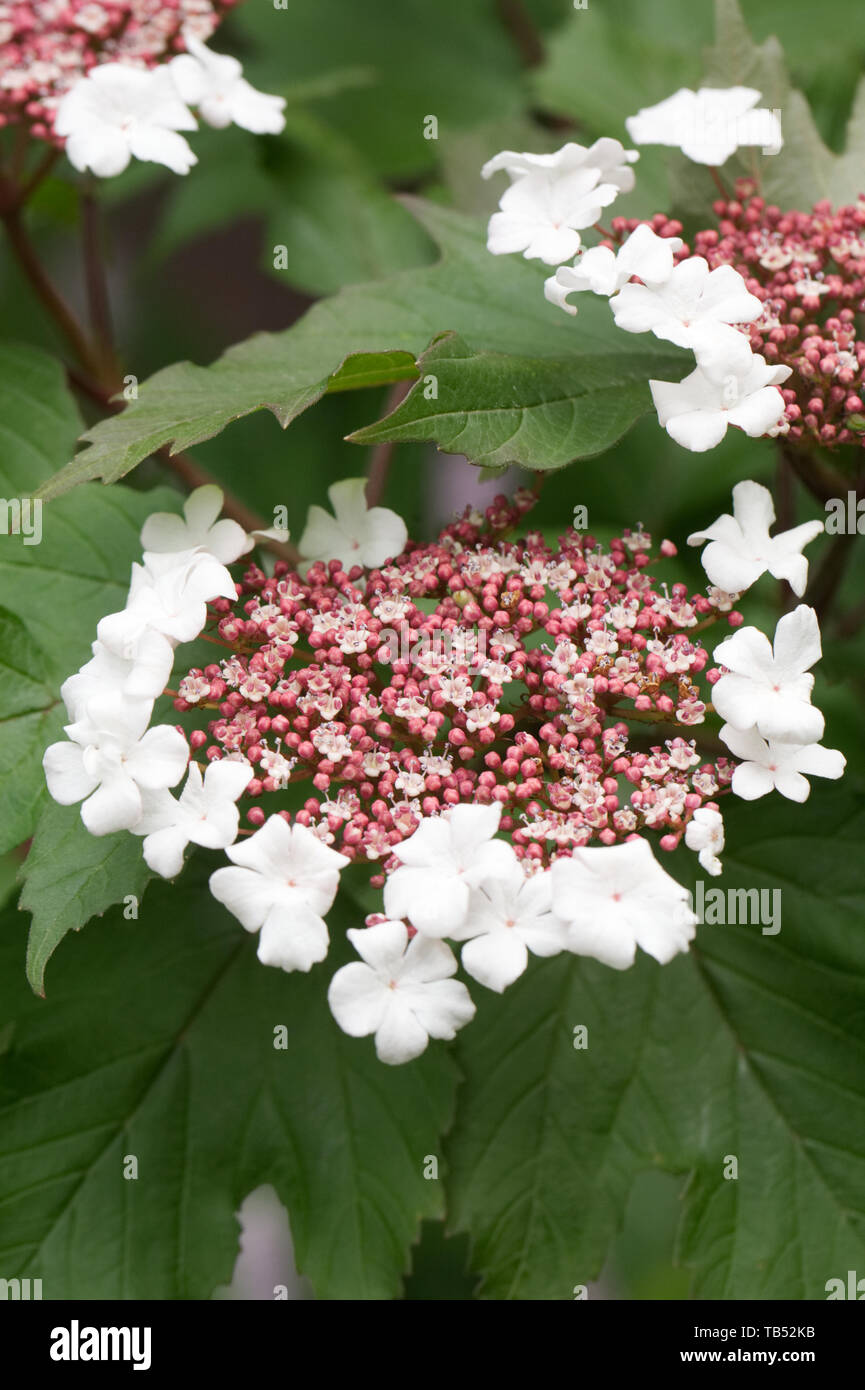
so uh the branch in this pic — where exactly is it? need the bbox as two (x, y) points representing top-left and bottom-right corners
(1, 201), (102, 378)
(81, 185), (120, 385)
(777, 439), (848, 505)
(495, 0), (544, 66)
(806, 529), (857, 618)
(364, 379), (413, 506)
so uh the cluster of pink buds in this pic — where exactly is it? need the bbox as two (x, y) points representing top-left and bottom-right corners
(174, 489), (741, 881)
(613, 188), (865, 449)
(0, 0), (237, 140)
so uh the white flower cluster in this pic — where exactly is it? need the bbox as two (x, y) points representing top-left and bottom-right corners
(41, 478), (406, 864)
(483, 87), (789, 452)
(43, 486), (255, 862)
(330, 803), (697, 1064)
(690, 480), (845, 833)
(56, 34), (286, 179)
(40, 476), (845, 1068)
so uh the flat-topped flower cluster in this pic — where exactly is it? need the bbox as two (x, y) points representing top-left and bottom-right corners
(483, 84), (865, 454)
(42, 477), (843, 1063)
(1, 1), (285, 176)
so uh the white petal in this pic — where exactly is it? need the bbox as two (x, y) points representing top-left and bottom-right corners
(665, 408), (729, 452)
(43, 742), (96, 805)
(127, 725), (188, 790)
(461, 931), (528, 992)
(142, 825), (189, 878)
(384, 866), (470, 935)
(346, 920), (409, 973)
(374, 999), (430, 1065)
(727, 385), (786, 437)
(209, 865), (276, 931)
(328, 962), (389, 1036)
(257, 902), (329, 972)
(228, 81), (286, 135)
(400, 977), (476, 1039)
(772, 605), (822, 677)
(771, 768), (811, 802)
(80, 773), (142, 835)
(730, 760), (776, 800)
(127, 126), (197, 176)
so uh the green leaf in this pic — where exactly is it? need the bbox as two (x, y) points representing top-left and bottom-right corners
(232, 0), (528, 179)
(19, 801), (153, 997)
(151, 113), (435, 297)
(0, 608), (61, 858)
(446, 784), (865, 1298)
(0, 866), (457, 1298)
(349, 331), (687, 471)
(38, 200), (687, 499)
(0, 341), (83, 497)
(263, 110), (436, 296)
(533, 0), (708, 136)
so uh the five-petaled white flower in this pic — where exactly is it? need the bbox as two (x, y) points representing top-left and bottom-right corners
(650, 353), (791, 452)
(328, 920), (476, 1065)
(550, 838), (697, 970)
(141, 484), (254, 565)
(482, 138), (638, 265)
(688, 480), (823, 596)
(544, 223), (682, 314)
(720, 724), (845, 802)
(135, 758), (253, 878)
(170, 35), (286, 135)
(611, 257), (762, 350)
(712, 605), (825, 744)
(684, 807), (725, 877)
(299, 477), (407, 570)
(625, 86), (783, 165)
(55, 64), (198, 178)
(455, 864), (566, 992)
(209, 816), (349, 972)
(383, 802), (516, 937)
(43, 692), (189, 836)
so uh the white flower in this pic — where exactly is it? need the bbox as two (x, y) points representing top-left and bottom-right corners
(481, 138), (638, 265)
(140, 484), (253, 565)
(134, 758), (253, 878)
(170, 35), (286, 134)
(720, 724), (845, 802)
(55, 63), (198, 178)
(328, 920), (475, 1064)
(712, 605), (825, 744)
(611, 257), (762, 349)
(650, 353), (791, 452)
(61, 633), (174, 716)
(625, 87), (783, 165)
(43, 693), (188, 835)
(550, 838), (697, 970)
(98, 547), (237, 656)
(455, 865), (566, 992)
(684, 808), (725, 877)
(209, 816), (349, 972)
(544, 224), (682, 314)
(299, 478), (407, 569)
(383, 802), (516, 937)
(688, 480), (823, 596)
